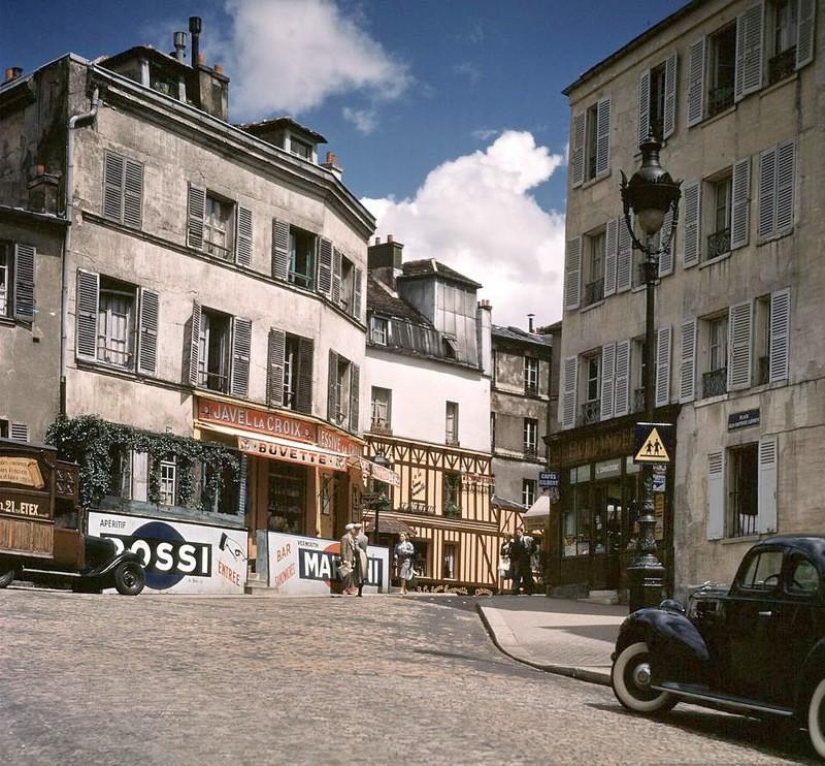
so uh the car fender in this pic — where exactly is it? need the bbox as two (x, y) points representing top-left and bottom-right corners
(795, 638), (825, 717)
(87, 551), (145, 579)
(616, 607), (711, 664)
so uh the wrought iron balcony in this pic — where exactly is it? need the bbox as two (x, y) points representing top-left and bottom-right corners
(768, 47), (796, 86)
(524, 381), (539, 397)
(583, 278), (605, 307)
(707, 228), (731, 260)
(708, 86), (734, 117)
(523, 446), (539, 460)
(580, 399), (601, 425)
(702, 367), (728, 398)
(633, 387), (646, 414)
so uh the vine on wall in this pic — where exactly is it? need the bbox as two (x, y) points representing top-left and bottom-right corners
(47, 414), (240, 511)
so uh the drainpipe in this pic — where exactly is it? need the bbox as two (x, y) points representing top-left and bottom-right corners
(61, 86), (99, 415)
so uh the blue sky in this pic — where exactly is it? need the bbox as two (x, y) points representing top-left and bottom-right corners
(1, 0), (685, 326)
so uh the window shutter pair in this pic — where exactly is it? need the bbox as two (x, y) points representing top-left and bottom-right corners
(271, 219), (290, 280)
(563, 237), (582, 310)
(13, 244), (35, 322)
(655, 326), (672, 408)
(707, 436), (778, 540)
(758, 140), (795, 238)
(75, 269), (159, 375)
(560, 356), (577, 430)
(600, 344), (616, 421)
(187, 184), (252, 265)
(103, 151), (143, 229)
(638, 53), (677, 143)
(735, 2), (764, 102)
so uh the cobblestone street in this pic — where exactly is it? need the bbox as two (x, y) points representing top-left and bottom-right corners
(0, 590), (814, 765)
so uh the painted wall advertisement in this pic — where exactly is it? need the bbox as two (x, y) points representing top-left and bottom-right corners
(267, 532), (390, 595)
(87, 512), (247, 595)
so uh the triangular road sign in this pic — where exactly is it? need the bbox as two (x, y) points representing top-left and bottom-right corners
(634, 426), (671, 463)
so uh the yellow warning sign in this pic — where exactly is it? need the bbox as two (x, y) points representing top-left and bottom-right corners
(634, 427), (671, 463)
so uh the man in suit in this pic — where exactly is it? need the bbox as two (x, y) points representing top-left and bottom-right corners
(510, 526), (535, 596)
(338, 523), (356, 595)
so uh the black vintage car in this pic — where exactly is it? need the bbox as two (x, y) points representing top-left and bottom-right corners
(611, 535), (825, 758)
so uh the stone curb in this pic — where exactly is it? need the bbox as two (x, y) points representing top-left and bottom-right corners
(476, 603), (611, 687)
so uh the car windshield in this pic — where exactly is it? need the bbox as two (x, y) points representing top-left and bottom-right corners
(740, 549), (783, 590)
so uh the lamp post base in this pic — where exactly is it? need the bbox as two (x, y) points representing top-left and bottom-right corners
(627, 556), (665, 612)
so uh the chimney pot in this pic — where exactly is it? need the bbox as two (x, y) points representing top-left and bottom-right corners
(214, 64), (223, 75)
(387, 234), (394, 243)
(198, 53), (206, 65)
(5, 67), (22, 82)
(374, 237), (381, 246)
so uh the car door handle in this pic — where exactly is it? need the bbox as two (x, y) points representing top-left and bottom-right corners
(758, 610), (773, 618)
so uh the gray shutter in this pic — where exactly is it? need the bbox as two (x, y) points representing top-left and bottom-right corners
(730, 157), (751, 249)
(600, 343), (616, 421)
(687, 37), (706, 127)
(796, 0), (816, 69)
(332, 248), (343, 306)
(683, 181), (701, 267)
(758, 146), (777, 238)
(10, 422), (29, 442)
(679, 318), (697, 403)
(353, 267), (363, 320)
(614, 339), (631, 417)
(757, 436), (778, 534)
(267, 328), (286, 407)
(13, 243), (35, 321)
(328, 349), (338, 422)
(272, 219), (290, 280)
(707, 449), (725, 540)
(296, 337), (314, 414)
(727, 301), (753, 391)
(76, 269), (99, 361)
(663, 52), (678, 139)
(561, 356), (578, 430)
(604, 218), (618, 297)
(236, 206), (253, 267)
(769, 287), (791, 383)
(186, 300), (201, 386)
(658, 207), (674, 277)
(638, 69), (651, 147)
(187, 184), (206, 250)
(318, 238), (333, 298)
(137, 288), (159, 376)
(655, 325), (671, 408)
(230, 317), (252, 398)
(775, 139), (795, 233)
(349, 363), (360, 433)
(563, 237), (582, 310)
(735, 2), (764, 101)
(616, 222), (632, 291)
(123, 159), (143, 229)
(595, 97), (611, 177)
(103, 152), (124, 222)
(571, 112), (585, 188)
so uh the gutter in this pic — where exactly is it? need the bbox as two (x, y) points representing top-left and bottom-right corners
(60, 86), (99, 415)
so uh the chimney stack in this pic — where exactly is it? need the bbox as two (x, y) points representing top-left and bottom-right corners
(528, 313), (535, 332)
(368, 235), (404, 289)
(321, 151), (343, 180)
(173, 32), (187, 62)
(5, 67), (22, 83)
(189, 17), (202, 68)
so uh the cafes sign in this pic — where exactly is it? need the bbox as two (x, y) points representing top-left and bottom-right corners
(728, 409), (760, 431)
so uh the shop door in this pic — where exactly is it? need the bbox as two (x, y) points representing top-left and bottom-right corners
(593, 480), (625, 590)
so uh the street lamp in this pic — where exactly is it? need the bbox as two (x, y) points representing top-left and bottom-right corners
(371, 451), (389, 543)
(619, 131), (681, 612)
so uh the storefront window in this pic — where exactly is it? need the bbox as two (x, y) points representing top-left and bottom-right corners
(267, 463), (306, 534)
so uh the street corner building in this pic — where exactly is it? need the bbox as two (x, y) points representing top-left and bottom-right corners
(552, 0), (820, 602)
(0, 19), (377, 594)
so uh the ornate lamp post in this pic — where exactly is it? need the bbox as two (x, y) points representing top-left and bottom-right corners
(620, 132), (681, 612)
(370, 452), (389, 543)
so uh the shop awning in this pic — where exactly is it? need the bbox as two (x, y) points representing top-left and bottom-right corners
(363, 515), (415, 536)
(349, 456), (401, 486)
(198, 422), (349, 472)
(491, 494), (526, 512)
(523, 493), (551, 532)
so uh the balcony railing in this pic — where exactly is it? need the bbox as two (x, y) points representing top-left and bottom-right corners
(702, 367), (728, 398)
(524, 381), (539, 397)
(768, 47), (796, 86)
(523, 445), (539, 460)
(580, 399), (601, 425)
(707, 228), (731, 260)
(708, 86), (734, 117)
(633, 387), (646, 414)
(584, 278), (605, 307)
(370, 418), (392, 435)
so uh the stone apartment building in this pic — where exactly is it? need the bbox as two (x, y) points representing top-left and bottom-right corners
(554, 0), (820, 598)
(363, 236), (510, 591)
(0, 21), (375, 592)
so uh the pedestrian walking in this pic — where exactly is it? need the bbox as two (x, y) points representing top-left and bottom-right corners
(338, 523), (356, 595)
(352, 522), (369, 597)
(499, 536), (514, 582)
(510, 526), (535, 596)
(395, 532), (416, 595)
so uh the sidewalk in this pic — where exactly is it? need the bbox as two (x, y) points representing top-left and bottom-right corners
(477, 596), (628, 686)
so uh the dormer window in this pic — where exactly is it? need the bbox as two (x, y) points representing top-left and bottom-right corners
(290, 137), (313, 161)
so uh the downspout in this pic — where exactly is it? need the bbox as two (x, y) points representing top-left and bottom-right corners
(60, 86), (99, 415)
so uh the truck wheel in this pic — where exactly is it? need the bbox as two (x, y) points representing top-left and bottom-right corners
(0, 564), (16, 588)
(114, 561), (145, 596)
(807, 678), (825, 758)
(612, 641), (677, 714)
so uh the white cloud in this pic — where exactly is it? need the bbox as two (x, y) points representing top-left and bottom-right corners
(216, 0), (412, 120)
(342, 106), (378, 134)
(471, 128), (499, 141)
(362, 131), (566, 328)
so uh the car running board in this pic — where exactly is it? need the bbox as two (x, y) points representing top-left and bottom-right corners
(653, 682), (795, 717)
(23, 567), (83, 578)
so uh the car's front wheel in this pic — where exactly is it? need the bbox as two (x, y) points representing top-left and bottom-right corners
(612, 641), (677, 714)
(0, 562), (16, 588)
(113, 561), (145, 596)
(806, 678), (825, 758)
